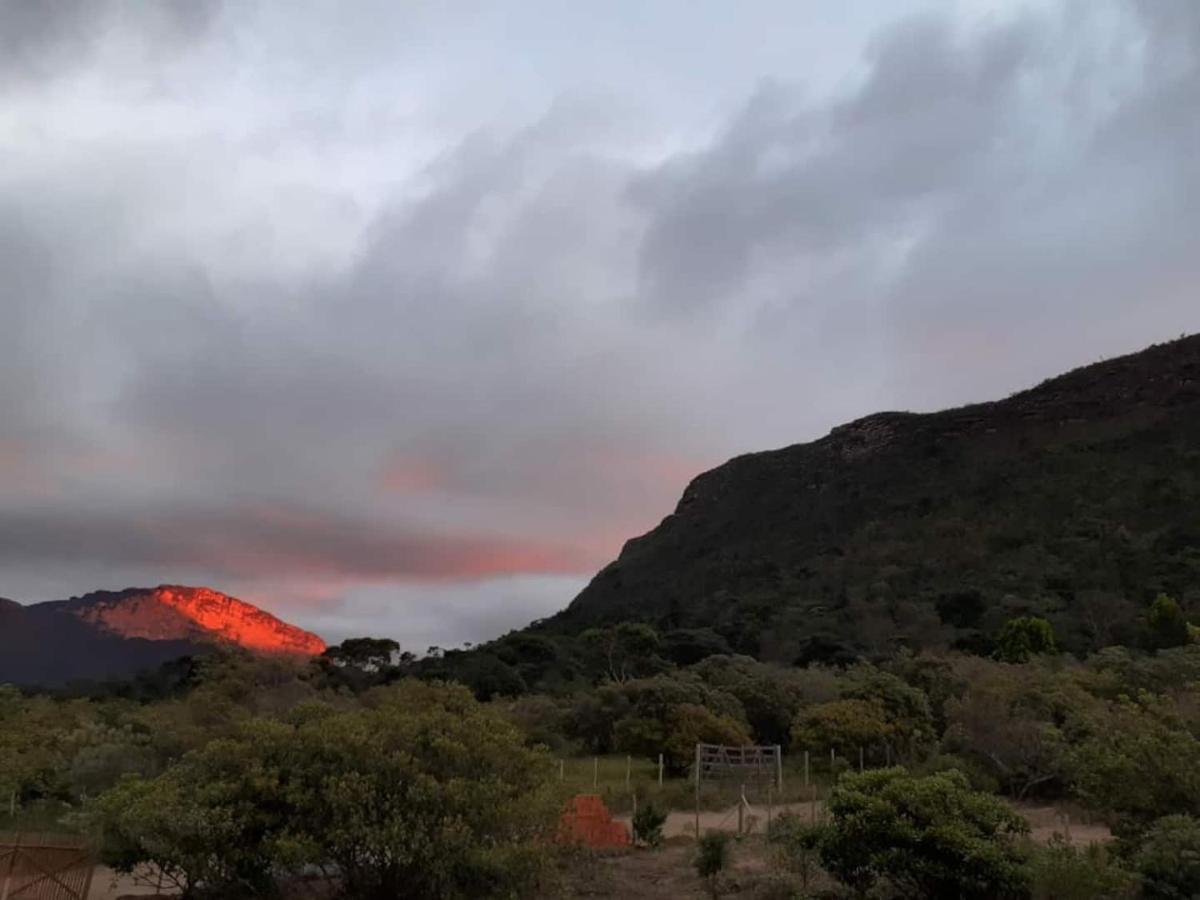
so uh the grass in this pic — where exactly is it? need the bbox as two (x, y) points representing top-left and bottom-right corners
(0, 800), (80, 835)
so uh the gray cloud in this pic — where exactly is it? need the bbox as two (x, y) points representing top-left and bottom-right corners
(1, 0), (1198, 643)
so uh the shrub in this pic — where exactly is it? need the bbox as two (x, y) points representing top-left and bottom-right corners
(92, 680), (559, 900)
(768, 814), (829, 891)
(819, 768), (1030, 899)
(1133, 814), (1200, 899)
(995, 616), (1057, 663)
(1027, 836), (1136, 900)
(632, 802), (667, 848)
(695, 831), (730, 898)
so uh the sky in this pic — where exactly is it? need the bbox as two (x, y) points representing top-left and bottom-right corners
(1, 0), (1198, 650)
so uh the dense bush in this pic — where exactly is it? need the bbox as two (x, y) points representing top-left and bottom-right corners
(1132, 814), (1200, 899)
(819, 768), (1030, 899)
(695, 831), (730, 898)
(1027, 837), (1136, 900)
(91, 681), (558, 900)
(631, 801), (666, 848)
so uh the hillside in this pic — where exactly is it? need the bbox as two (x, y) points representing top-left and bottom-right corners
(550, 335), (1200, 662)
(0, 585), (325, 687)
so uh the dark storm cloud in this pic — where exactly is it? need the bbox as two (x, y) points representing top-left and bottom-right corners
(1, 0), (1198, 640)
(0, 502), (588, 581)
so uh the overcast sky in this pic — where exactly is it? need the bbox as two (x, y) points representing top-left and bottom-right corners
(1, 0), (1197, 649)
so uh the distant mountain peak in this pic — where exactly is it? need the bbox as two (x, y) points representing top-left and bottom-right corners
(68, 585), (327, 656)
(0, 584), (326, 687)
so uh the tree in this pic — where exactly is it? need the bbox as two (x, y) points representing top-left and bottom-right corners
(323, 637), (400, 670)
(995, 616), (1057, 663)
(1143, 594), (1191, 652)
(790, 698), (892, 758)
(92, 681), (559, 900)
(840, 665), (935, 758)
(92, 721), (291, 898)
(616, 702), (751, 775)
(691, 655), (801, 746)
(819, 768), (1030, 899)
(1067, 696), (1200, 834)
(1133, 815), (1200, 899)
(943, 659), (1096, 800)
(581, 622), (664, 683)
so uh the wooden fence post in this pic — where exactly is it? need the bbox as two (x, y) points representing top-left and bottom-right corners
(803, 750), (809, 788)
(775, 744), (783, 792)
(658, 753), (664, 786)
(559, 759), (565, 783)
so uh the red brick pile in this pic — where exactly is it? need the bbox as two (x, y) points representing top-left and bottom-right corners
(557, 794), (631, 848)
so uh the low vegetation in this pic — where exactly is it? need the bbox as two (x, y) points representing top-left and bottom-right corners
(5, 595), (1200, 897)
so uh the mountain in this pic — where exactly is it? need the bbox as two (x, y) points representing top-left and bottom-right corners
(0, 585), (326, 687)
(550, 335), (1200, 663)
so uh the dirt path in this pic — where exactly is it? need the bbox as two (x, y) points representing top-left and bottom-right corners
(620, 800), (1111, 846)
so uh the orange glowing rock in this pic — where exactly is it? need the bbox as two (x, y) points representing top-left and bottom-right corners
(71, 584), (326, 655)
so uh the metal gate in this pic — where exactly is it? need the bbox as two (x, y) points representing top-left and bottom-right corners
(0, 833), (95, 900)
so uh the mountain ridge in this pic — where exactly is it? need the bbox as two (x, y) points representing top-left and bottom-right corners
(0, 585), (325, 687)
(549, 334), (1200, 662)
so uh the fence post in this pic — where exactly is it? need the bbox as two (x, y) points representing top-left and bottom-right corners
(775, 744), (783, 792)
(737, 784), (745, 835)
(694, 744), (701, 839)
(559, 759), (565, 783)
(658, 753), (664, 786)
(767, 782), (774, 831)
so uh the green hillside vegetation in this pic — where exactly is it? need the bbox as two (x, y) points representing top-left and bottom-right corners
(547, 335), (1200, 664)
(6, 637), (1200, 896)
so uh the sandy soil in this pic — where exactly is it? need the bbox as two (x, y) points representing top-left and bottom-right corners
(619, 799), (1112, 846)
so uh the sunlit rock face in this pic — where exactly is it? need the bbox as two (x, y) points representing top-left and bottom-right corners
(68, 585), (327, 655)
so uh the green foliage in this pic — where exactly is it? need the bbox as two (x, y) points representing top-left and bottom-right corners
(91, 680), (558, 900)
(1027, 836), (1137, 900)
(631, 802), (666, 847)
(322, 637), (400, 670)
(1143, 594), (1192, 651)
(581, 622), (665, 683)
(1067, 696), (1200, 829)
(791, 698), (891, 758)
(943, 658), (1098, 800)
(571, 670), (750, 768)
(690, 655), (802, 747)
(819, 768), (1030, 899)
(695, 831), (730, 897)
(616, 702), (751, 774)
(768, 814), (829, 891)
(1132, 815), (1200, 900)
(995, 616), (1057, 663)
